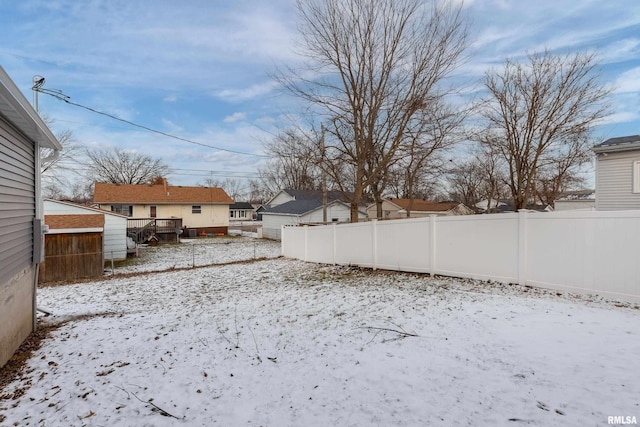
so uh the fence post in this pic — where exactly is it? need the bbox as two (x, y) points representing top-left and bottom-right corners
(518, 210), (528, 286)
(372, 219), (378, 270)
(332, 222), (337, 265)
(304, 225), (309, 262)
(429, 215), (437, 276)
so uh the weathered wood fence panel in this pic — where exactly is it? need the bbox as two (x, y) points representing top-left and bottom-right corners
(39, 233), (104, 283)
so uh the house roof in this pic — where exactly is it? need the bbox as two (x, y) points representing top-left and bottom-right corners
(592, 135), (640, 154)
(263, 199), (366, 217)
(45, 214), (105, 230)
(0, 66), (61, 150)
(263, 199), (326, 216)
(284, 189), (349, 202)
(94, 182), (233, 204)
(554, 189), (595, 201)
(230, 202), (254, 210)
(388, 198), (461, 212)
(267, 189), (352, 206)
(44, 199), (128, 218)
(264, 189), (362, 216)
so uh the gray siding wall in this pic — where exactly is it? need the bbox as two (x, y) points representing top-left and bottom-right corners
(595, 151), (640, 210)
(0, 115), (35, 284)
(262, 214), (300, 240)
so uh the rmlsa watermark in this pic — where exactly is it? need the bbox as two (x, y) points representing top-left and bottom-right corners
(608, 415), (638, 425)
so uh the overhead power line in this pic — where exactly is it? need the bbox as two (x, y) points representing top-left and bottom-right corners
(33, 85), (269, 158)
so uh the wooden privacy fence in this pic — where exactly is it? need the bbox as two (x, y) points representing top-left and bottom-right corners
(281, 210), (640, 303)
(39, 232), (104, 283)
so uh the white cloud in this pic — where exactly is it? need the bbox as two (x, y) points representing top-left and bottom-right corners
(613, 67), (640, 93)
(216, 80), (281, 103)
(223, 112), (247, 123)
(163, 94), (177, 102)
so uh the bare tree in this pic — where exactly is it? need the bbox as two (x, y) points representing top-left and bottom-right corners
(198, 177), (247, 201)
(447, 144), (508, 211)
(481, 50), (610, 210)
(259, 128), (322, 194)
(85, 147), (170, 185)
(281, 0), (469, 221)
(246, 178), (271, 205)
(391, 101), (466, 218)
(40, 114), (82, 197)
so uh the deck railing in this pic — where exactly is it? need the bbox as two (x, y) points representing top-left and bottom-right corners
(127, 218), (183, 243)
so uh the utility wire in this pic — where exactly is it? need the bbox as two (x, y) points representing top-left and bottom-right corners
(34, 86), (269, 158)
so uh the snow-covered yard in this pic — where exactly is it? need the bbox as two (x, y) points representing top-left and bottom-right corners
(1, 238), (639, 426)
(109, 235), (281, 274)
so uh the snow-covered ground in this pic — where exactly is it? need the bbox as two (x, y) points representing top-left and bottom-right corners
(108, 235), (281, 274)
(1, 238), (639, 426)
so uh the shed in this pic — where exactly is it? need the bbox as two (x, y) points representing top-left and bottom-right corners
(44, 199), (128, 260)
(39, 214), (105, 283)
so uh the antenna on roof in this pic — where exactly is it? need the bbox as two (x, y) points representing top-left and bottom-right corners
(32, 75), (45, 112)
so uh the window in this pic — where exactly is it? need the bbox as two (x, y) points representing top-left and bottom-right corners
(111, 204), (133, 217)
(634, 161), (640, 193)
(150, 206), (157, 218)
(192, 205), (202, 214)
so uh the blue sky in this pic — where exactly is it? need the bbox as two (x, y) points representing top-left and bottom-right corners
(1, 0), (639, 187)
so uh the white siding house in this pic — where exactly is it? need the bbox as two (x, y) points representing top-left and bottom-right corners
(0, 67), (61, 367)
(262, 200), (366, 240)
(593, 136), (640, 211)
(44, 199), (128, 261)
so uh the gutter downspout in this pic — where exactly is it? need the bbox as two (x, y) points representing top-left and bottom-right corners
(33, 146), (59, 327)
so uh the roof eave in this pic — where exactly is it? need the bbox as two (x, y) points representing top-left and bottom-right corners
(593, 141), (640, 154)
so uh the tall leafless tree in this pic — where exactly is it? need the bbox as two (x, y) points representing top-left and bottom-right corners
(85, 147), (170, 185)
(40, 114), (82, 199)
(280, 0), (469, 221)
(447, 144), (508, 211)
(198, 177), (247, 201)
(391, 101), (467, 218)
(481, 50), (610, 210)
(259, 128), (323, 195)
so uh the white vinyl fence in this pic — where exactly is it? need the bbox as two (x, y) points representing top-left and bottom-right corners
(281, 210), (640, 303)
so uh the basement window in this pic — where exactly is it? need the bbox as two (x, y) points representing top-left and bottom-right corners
(192, 205), (202, 214)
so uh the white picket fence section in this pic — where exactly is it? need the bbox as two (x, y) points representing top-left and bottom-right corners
(281, 210), (640, 303)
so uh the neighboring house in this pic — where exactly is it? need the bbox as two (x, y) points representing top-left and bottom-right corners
(44, 199), (128, 260)
(40, 214), (105, 283)
(593, 135), (640, 210)
(0, 66), (61, 367)
(229, 202), (255, 221)
(93, 180), (233, 236)
(261, 190), (367, 240)
(553, 190), (596, 211)
(367, 198), (474, 219)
